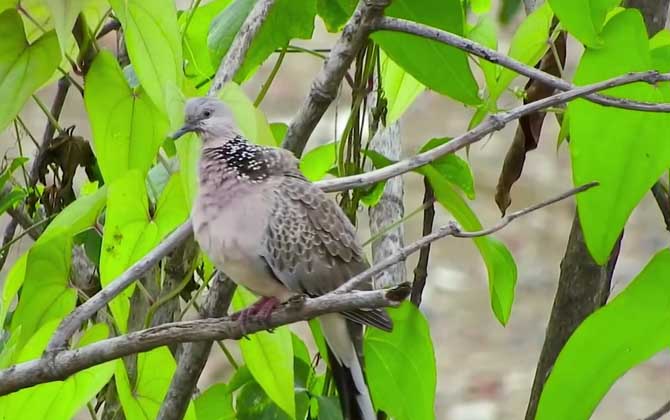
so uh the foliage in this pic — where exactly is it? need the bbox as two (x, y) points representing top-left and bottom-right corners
(0, 0), (668, 419)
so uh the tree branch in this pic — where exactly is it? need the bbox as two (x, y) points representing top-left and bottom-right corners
(640, 399), (670, 420)
(282, 0), (391, 155)
(373, 17), (670, 113)
(1, 182), (594, 396)
(318, 70), (670, 193)
(0, 286), (409, 396)
(208, 0), (277, 95)
(411, 179), (435, 306)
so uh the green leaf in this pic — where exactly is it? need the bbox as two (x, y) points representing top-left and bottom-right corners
(233, 287), (295, 418)
(380, 51), (424, 124)
(41, 186), (107, 241)
(236, 381), (291, 420)
(365, 302), (436, 420)
(180, 0), (234, 80)
(218, 82), (275, 146)
(490, 2), (553, 102)
(316, 0), (356, 32)
(360, 180), (386, 207)
(300, 142), (337, 181)
(422, 166), (517, 324)
(419, 138), (475, 199)
(0, 254), (26, 329)
(208, 0), (316, 82)
(85, 51), (169, 183)
(467, 15), (498, 96)
(548, 0), (621, 47)
(109, 0), (183, 124)
(470, 0), (491, 14)
(0, 322), (115, 420)
(194, 383), (235, 420)
(9, 234), (76, 349)
(0, 9), (60, 132)
(536, 249), (670, 420)
(176, 133), (201, 204)
(569, 10), (670, 264)
(270, 122), (288, 146)
(116, 346), (196, 420)
(315, 396), (344, 420)
(373, 0), (480, 105)
(0, 189), (26, 214)
(0, 157), (28, 190)
(44, 0), (84, 50)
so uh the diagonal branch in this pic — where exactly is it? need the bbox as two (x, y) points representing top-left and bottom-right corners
(0, 182), (594, 396)
(373, 17), (670, 113)
(282, 0), (391, 155)
(208, 0), (277, 94)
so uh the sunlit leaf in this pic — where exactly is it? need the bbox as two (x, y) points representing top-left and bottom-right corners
(9, 234), (76, 349)
(233, 287), (295, 418)
(218, 82), (275, 146)
(116, 346), (196, 420)
(365, 302), (436, 420)
(85, 51), (168, 183)
(0, 9), (60, 132)
(491, 2), (553, 102)
(548, 0), (621, 47)
(419, 138), (475, 199)
(380, 51), (424, 124)
(44, 0), (84, 50)
(194, 383), (235, 420)
(537, 249), (670, 420)
(109, 0), (183, 124)
(300, 142), (337, 181)
(373, 0), (480, 105)
(208, 0), (316, 82)
(569, 10), (670, 263)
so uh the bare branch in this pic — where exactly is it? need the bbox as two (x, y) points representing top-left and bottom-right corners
(319, 70), (670, 193)
(282, 0), (391, 155)
(208, 0), (277, 95)
(640, 399), (670, 420)
(374, 17), (670, 113)
(0, 286), (409, 396)
(411, 179), (435, 306)
(46, 221), (194, 352)
(651, 181), (670, 231)
(336, 182), (597, 293)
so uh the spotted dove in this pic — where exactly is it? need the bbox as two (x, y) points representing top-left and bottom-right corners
(171, 97), (392, 420)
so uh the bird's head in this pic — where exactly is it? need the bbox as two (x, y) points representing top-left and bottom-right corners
(170, 96), (238, 144)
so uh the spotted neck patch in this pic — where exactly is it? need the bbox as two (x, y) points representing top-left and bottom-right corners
(203, 136), (272, 182)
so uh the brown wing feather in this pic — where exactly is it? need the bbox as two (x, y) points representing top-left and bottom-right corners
(261, 176), (392, 331)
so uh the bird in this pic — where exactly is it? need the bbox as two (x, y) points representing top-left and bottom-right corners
(170, 96), (393, 420)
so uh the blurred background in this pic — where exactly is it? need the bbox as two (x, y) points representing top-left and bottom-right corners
(2, 4), (670, 419)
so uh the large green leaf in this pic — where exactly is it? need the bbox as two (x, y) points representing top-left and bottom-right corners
(0, 187), (106, 328)
(8, 234), (76, 349)
(109, 0), (182, 124)
(116, 346), (196, 420)
(85, 51), (168, 183)
(0, 9), (60, 132)
(536, 249), (670, 420)
(372, 0), (480, 105)
(422, 166), (517, 324)
(380, 51), (424, 124)
(208, 0), (316, 82)
(180, 0), (234, 80)
(569, 10), (670, 264)
(44, 0), (84, 50)
(316, 0), (356, 32)
(233, 287), (295, 418)
(218, 82), (275, 146)
(300, 142), (337, 181)
(548, 0), (621, 47)
(365, 302), (436, 420)
(0, 322), (115, 420)
(490, 2), (553, 102)
(194, 383), (235, 420)
(419, 138), (475, 199)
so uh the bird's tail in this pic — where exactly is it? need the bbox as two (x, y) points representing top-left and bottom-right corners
(320, 314), (376, 420)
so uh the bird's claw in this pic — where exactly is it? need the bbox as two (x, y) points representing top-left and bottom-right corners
(231, 296), (281, 335)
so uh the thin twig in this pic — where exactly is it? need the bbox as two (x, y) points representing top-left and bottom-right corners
(254, 45), (287, 106)
(374, 17), (670, 113)
(640, 400), (670, 420)
(337, 182), (597, 294)
(651, 181), (670, 231)
(318, 70), (670, 193)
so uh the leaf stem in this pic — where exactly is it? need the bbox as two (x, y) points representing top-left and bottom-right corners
(254, 45), (287, 106)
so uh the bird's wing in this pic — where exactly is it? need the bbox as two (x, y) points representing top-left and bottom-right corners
(260, 175), (392, 331)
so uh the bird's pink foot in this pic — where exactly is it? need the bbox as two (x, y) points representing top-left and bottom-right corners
(230, 296), (281, 333)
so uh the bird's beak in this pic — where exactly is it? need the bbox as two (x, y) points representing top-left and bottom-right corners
(169, 123), (198, 140)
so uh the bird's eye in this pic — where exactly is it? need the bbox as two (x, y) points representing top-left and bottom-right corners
(203, 110), (212, 118)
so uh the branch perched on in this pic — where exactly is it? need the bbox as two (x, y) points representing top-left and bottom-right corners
(0, 182), (593, 396)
